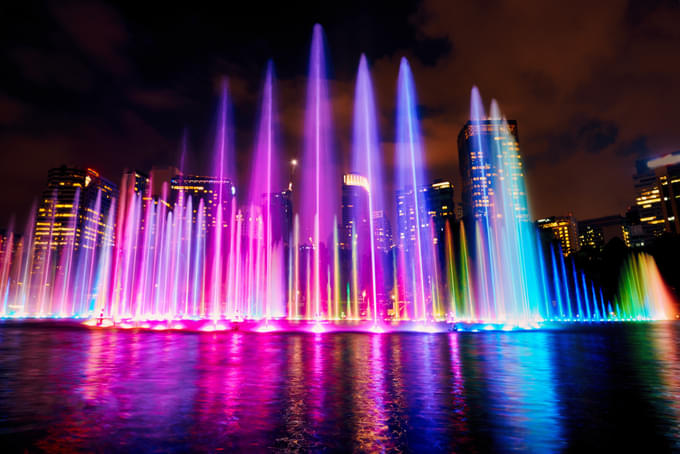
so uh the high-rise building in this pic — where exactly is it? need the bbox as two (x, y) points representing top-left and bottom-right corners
(648, 152), (680, 234)
(457, 119), (522, 221)
(170, 175), (235, 232)
(629, 152), (680, 246)
(395, 185), (430, 253)
(578, 215), (629, 250)
(32, 166), (117, 280)
(372, 211), (393, 253)
(341, 173), (370, 250)
(425, 179), (455, 245)
(396, 179), (455, 250)
(536, 215), (579, 256)
(34, 167), (117, 251)
(633, 159), (665, 244)
(121, 169), (149, 196)
(270, 190), (293, 245)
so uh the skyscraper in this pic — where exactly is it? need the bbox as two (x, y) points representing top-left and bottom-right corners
(396, 179), (455, 250)
(457, 119), (522, 221)
(34, 167), (117, 252)
(170, 175), (235, 233)
(536, 215), (579, 256)
(629, 152), (680, 246)
(371, 210), (393, 253)
(32, 166), (117, 286)
(270, 189), (293, 246)
(425, 179), (455, 244)
(648, 152), (680, 234)
(578, 215), (629, 250)
(121, 169), (149, 196)
(341, 173), (370, 250)
(633, 159), (665, 243)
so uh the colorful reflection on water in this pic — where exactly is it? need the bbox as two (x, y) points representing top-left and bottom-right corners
(0, 322), (679, 452)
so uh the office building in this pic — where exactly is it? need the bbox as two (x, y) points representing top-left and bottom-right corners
(425, 179), (455, 245)
(32, 166), (117, 281)
(341, 173), (370, 250)
(270, 190), (293, 245)
(633, 159), (665, 244)
(629, 152), (680, 246)
(578, 215), (629, 250)
(396, 179), (455, 249)
(648, 152), (680, 234)
(458, 119), (523, 221)
(536, 215), (579, 256)
(170, 175), (235, 232)
(395, 185), (430, 253)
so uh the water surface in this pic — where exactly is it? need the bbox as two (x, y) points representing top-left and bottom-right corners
(1, 322), (679, 452)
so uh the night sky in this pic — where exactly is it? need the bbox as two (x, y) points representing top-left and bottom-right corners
(1, 0), (679, 228)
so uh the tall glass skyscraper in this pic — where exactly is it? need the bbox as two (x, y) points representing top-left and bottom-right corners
(457, 119), (522, 221)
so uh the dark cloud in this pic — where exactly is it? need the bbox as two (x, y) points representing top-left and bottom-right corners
(8, 47), (93, 92)
(128, 89), (189, 112)
(49, 0), (130, 75)
(412, 36), (451, 66)
(616, 135), (651, 157)
(0, 93), (28, 126)
(579, 120), (619, 154)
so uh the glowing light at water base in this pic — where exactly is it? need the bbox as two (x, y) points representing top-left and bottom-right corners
(0, 24), (677, 331)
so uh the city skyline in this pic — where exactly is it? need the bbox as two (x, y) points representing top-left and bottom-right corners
(1, 1), (680, 227)
(2, 5), (680, 453)
(4, 144), (679, 237)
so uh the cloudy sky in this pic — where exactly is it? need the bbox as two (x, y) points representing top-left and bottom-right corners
(1, 0), (679, 227)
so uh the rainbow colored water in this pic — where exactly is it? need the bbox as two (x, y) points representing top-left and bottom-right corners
(0, 24), (676, 331)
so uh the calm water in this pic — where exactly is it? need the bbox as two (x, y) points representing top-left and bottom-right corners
(0, 322), (679, 453)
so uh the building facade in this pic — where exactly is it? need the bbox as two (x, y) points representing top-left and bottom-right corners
(578, 215), (629, 250)
(536, 215), (579, 256)
(170, 175), (235, 233)
(457, 119), (522, 221)
(629, 152), (680, 246)
(32, 166), (117, 290)
(34, 167), (117, 253)
(340, 173), (370, 251)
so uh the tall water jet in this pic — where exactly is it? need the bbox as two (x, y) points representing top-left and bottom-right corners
(616, 252), (676, 319)
(351, 55), (385, 325)
(460, 88), (549, 323)
(395, 57), (434, 321)
(301, 24), (338, 319)
(249, 60), (284, 320)
(466, 87), (495, 319)
(210, 78), (235, 319)
(0, 217), (15, 315)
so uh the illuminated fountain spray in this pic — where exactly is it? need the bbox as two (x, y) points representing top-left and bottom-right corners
(301, 24), (338, 320)
(248, 61), (285, 321)
(0, 217), (15, 315)
(395, 57), (434, 321)
(0, 24), (676, 329)
(460, 89), (558, 323)
(210, 79), (234, 320)
(351, 55), (384, 326)
(616, 253), (676, 320)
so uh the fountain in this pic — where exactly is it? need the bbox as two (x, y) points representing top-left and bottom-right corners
(351, 54), (385, 326)
(299, 23), (339, 321)
(0, 24), (676, 332)
(395, 57), (436, 322)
